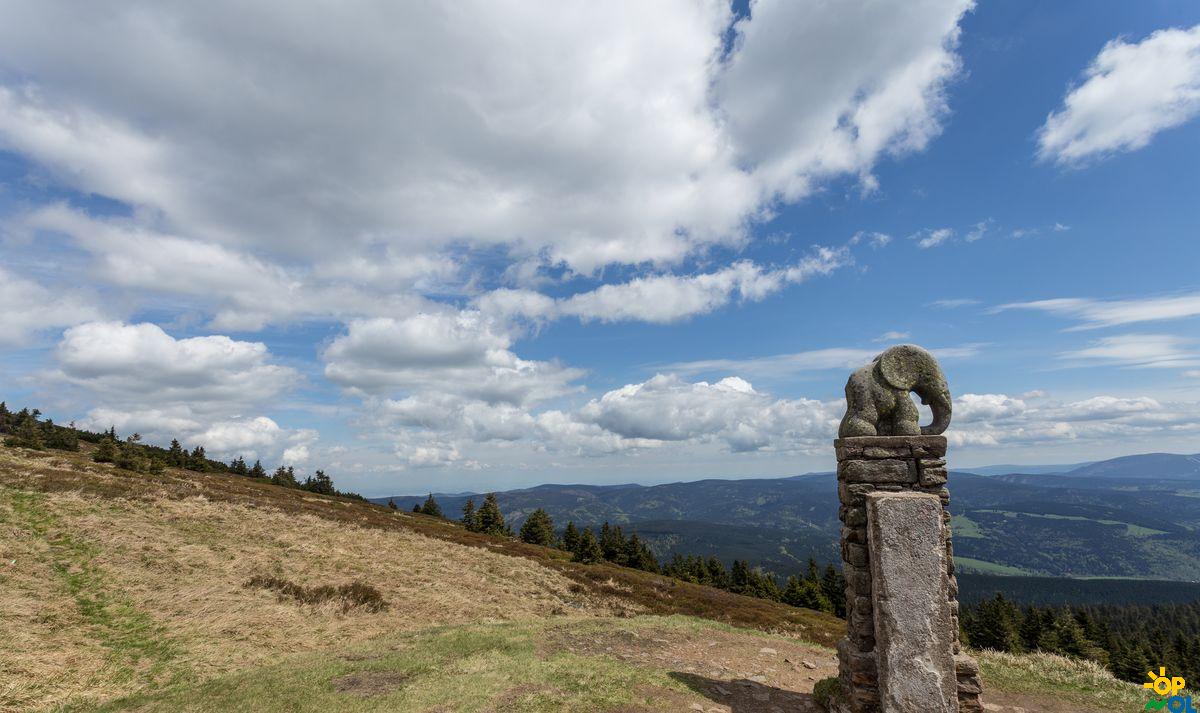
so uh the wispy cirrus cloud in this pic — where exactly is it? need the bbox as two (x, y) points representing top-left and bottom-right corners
(1057, 334), (1200, 369)
(663, 344), (981, 380)
(993, 291), (1200, 330)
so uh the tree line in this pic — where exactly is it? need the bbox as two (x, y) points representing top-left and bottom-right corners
(406, 491), (846, 616)
(963, 593), (1200, 685)
(0, 403), (362, 499)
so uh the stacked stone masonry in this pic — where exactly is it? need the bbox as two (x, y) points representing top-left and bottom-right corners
(833, 435), (984, 713)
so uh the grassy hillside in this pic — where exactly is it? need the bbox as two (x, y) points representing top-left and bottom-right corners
(0, 443), (1154, 712)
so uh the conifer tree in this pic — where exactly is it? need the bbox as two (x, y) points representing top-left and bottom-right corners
(302, 469), (334, 495)
(413, 503), (422, 513)
(93, 435), (118, 463)
(461, 499), (478, 531)
(966, 594), (1021, 652)
(821, 564), (846, 618)
(730, 560), (753, 596)
(387, 498), (398, 510)
(475, 493), (506, 535)
(705, 557), (730, 590)
(806, 557), (820, 583)
(230, 456), (248, 475)
(561, 521), (580, 553)
(188, 446), (208, 472)
(519, 508), (555, 546)
(167, 439), (185, 466)
(248, 459), (267, 478)
(624, 533), (659, 572)
(573, 527), (604, 563)
(599, 522), (628, 565)
(4, 416), (45, 450)
(420, 494), (443, 518)
(272, 465), (298, 488)
(783, 575), (833, 613)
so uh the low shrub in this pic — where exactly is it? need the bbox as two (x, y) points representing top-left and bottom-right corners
(244, 575), (387, 613)
(812, 676), (843, 711)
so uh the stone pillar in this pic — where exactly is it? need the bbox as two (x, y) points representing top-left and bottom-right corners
(832, 435), (983, 713)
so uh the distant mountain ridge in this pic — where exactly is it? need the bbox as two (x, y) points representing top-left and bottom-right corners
(375, 451), (1200, 581)
(1064, 452), (1200, 480)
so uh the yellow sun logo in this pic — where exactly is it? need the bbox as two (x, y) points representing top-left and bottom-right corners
(1145, 667), (1186, 697)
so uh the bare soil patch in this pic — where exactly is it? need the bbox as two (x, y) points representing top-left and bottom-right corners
(546, 623), (836, 712)
(330, 670), (410, 697)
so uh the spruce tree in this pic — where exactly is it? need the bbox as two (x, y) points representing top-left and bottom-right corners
(705, 557), (730, 590)
(230, 456), (248, 475)
(561, 521), (580, 553)
(519, 508), (555, 546)
(573, 527), (604, 563)
(783, 575), (833, 613)
(271, 465), (298, 488)
(387, 498), (398, 510)
(4, 417), (45, 450)
(806, 557), (820, 583)
(1019, 606), (1043, 652)
(967, 594), (1021, 652)
(624, 533), (659, 572)
(461, 499), (478, 531)
(599, 523), (628, 565)
(248, 459), (267, 478)
(413, 503), (422, 513)
(730, 560), (753, 596)
(167, 439), (185, 466)
(475, 493), (506, 536)
(420, 494), (443, 518)
(188, 446), (208, 472)
(93, 436), (118, 463)
(821, 564), (846, 618)
(303, 470), (334, 495)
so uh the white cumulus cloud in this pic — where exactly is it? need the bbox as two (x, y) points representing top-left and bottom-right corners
(1038, 24), (1200, 164)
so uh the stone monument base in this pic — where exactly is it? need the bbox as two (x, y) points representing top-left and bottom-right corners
(832, 435), (983, 713)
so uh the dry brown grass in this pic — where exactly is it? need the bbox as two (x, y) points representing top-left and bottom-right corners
(0, 454), (629, 711)
(0, 443), (843, 711)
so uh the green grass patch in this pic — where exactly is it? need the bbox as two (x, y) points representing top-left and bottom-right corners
(4, 488), (190, 692)
(955, 557), (1035, 576)
(974, 509), (1168, 537)
(977, 649), (1151, 712)
(951, 514), (984, 539)
(96, 619), (702, 713)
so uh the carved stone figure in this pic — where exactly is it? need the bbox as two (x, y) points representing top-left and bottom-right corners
(838, 345), (951, 438)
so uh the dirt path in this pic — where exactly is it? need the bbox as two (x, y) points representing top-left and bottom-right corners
(546, 623), (1104, 713)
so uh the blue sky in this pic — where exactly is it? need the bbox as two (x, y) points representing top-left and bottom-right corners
(1, 0), (1198, 496)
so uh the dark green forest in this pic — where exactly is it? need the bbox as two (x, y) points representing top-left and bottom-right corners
(962, 593), (1200, 684)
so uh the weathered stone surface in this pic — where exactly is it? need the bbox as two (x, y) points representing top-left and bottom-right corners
(844, 506), (868, 527)
(837, 345), (952, 438)
(836, 435), (946, 453)
(839, 482), (876, 506)
(954, 654), (980, 676)
(840, 459), (916, 484)
(863, 445), (912, 459)
(843, 541), (869, 567)
(867, 492), (957, 713)
(919, 466), (948, 487)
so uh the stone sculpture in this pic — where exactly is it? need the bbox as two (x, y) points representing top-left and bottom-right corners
(838, 345), (951, 438)
(830, 345), (983, 713)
